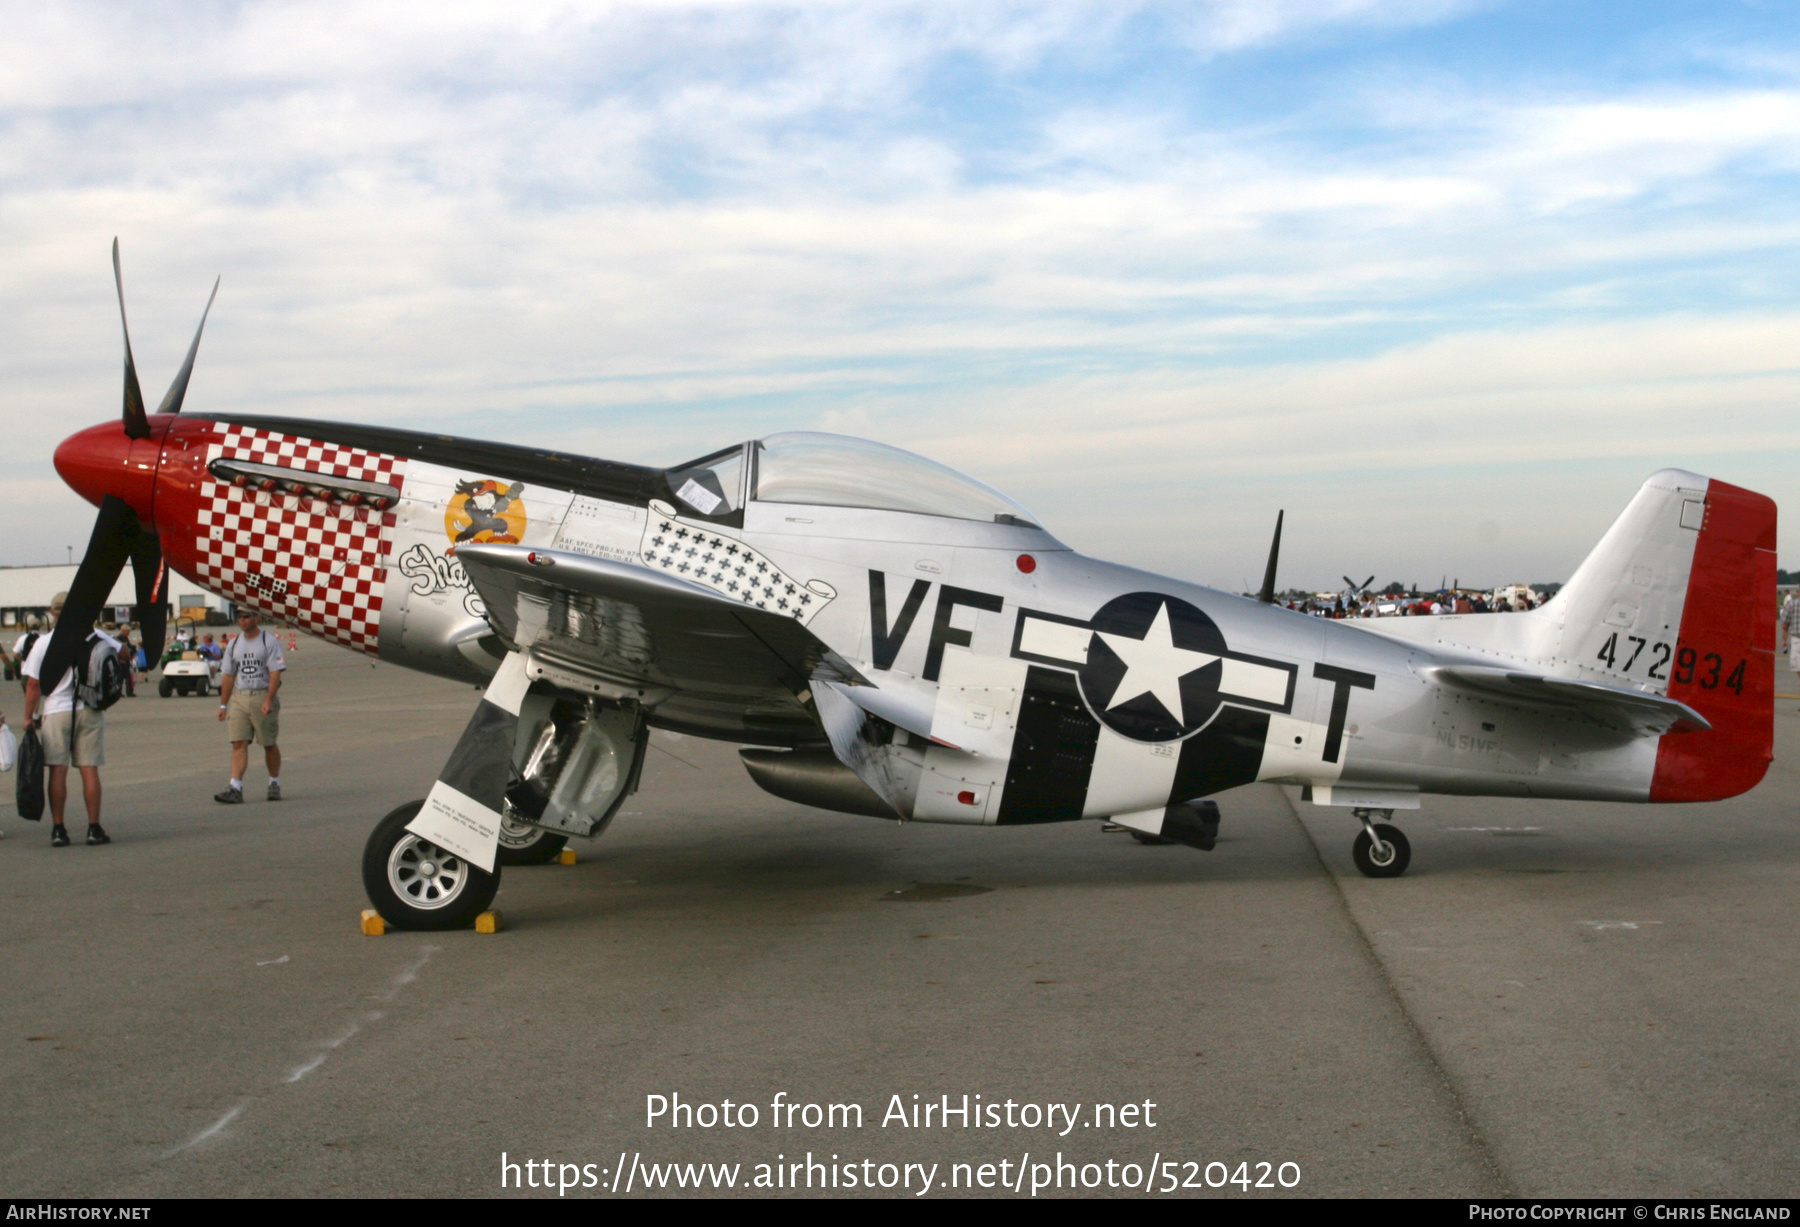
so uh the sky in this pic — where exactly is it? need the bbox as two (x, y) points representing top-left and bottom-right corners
(2, 0), (1797, 592)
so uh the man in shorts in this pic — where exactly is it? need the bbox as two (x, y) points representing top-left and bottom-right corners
(214, 608), (285, 804)
(22, 592), (119, 846)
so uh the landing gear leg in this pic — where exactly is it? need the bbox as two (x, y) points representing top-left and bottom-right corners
(1350, 807), (1410, 878)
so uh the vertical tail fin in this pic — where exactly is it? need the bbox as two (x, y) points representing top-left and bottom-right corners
(1377, 468), (1775, 801)
(1551, 469), (1778, 800)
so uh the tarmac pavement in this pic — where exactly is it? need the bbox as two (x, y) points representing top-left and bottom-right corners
(1, 641), (1795, 1198)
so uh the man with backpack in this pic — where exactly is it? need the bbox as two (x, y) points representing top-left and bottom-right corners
(21, 592), (121, 847)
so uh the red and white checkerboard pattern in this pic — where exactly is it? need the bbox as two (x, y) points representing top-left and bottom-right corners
(194, 422), (406, 655)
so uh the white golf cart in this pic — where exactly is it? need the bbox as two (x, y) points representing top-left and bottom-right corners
(158, 620), (223, 698)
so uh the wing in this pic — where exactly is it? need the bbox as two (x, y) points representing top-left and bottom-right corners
(456, 544), (866, 745)
(1429, 665), (1710, 737)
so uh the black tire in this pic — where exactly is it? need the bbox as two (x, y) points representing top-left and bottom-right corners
(1130, 831), (1174, 845)
(178, 682), (192, 697)
(362, 800), (501, 930)
(158, 678), (172, 698)
(195, 679), (209, 697)
(495, 814), (569, 866)
(1352, 823), (1411, 878)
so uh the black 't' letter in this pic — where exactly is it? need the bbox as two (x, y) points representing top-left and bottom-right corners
(1313, 663), (1376, 764)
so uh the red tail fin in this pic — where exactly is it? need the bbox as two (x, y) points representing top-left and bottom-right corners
(1650, 479), (1777, 802)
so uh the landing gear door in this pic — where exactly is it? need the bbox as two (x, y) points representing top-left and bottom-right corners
(503, 698), (648, 839)
(540, 704), (646, 837)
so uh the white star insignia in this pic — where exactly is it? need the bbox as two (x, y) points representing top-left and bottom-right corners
(1095, 602), (1218, 722)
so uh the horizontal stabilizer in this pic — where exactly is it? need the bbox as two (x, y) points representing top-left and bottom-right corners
(1430, 665), (1709, 737)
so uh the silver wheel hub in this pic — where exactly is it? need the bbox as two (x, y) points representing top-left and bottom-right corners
(497, 810), (546, 850)
(388, 834), (468, 911)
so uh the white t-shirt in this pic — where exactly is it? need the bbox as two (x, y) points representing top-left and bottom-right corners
(222, 630), (286, 691)
(24, 628), (122, 715)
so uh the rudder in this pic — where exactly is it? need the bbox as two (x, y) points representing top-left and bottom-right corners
(1649, 479), (1777, 801)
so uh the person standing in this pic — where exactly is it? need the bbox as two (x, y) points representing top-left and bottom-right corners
(214, 609), (285, 804)
(1782, 592), (1800, 709)
(117, 635), (137, 698)
(13, 616), (42, 691)
(22, 592), (118, 846)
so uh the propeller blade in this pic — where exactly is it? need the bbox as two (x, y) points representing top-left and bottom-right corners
(130, 530), (169, 663)
(1257, 510), (1284, 604)
(1343, 575), (1357, 590)
(155, 275), (220, 415)
(113, 238), (150, 440)
(1362, 575), (1375, 592)
(39, 495), (139, 691)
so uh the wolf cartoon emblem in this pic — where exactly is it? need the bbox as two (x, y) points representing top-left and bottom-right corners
(447, 479), (526, 544)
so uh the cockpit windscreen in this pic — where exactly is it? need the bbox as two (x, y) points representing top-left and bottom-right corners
(751, 432), (1038, 526)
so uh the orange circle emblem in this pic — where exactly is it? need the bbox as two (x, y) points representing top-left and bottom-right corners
(446, 479), (527, 545)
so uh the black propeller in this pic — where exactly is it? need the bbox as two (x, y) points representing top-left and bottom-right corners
(114, 237), (217, 437)
(115, 239), (149, 440)
(36, 243), (216, 695)
(39, 496), (148, 689)
(1257, 510), (1284, 604)
(1343, 574), (1374, 594)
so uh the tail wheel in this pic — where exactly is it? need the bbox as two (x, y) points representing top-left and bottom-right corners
(1352, 823), (1411, 878)
(495, 812), (569, 866)
(361, 800), (501, 930)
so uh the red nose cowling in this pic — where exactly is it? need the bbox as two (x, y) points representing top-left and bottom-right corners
(54, 417), (165, 523)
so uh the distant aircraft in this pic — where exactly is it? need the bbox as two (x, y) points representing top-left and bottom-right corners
(43, 245), (1777, 928)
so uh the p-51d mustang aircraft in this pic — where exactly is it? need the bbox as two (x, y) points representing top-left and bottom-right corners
(45, 247), (1777, 929)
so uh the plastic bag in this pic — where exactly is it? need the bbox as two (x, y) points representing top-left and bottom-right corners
(15, 725), (43, 821)
(0, 721), (14, 772)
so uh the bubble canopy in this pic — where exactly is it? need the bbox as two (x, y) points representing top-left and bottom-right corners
(751, 432), (1039, 525)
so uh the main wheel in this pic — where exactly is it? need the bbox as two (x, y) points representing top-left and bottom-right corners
(1352, 823), (1411, 878)
(495, 812), (569, 866)
(362, 800), (502, 930)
